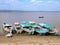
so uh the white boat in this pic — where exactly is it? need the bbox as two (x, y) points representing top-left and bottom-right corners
(14, 22), (23, 34)
(3, 23), (12, 33)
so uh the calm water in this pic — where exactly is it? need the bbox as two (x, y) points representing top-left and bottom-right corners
(0, 11), (60, 35)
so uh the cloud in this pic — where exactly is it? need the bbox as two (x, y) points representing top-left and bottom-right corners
(47, 1), (59, 4)
(39, 1), (43, 3)
(0, 0), (15, 4)
(30, 0), (44, 3)
(0, 0), (60, 11)
(30, 0), (36, 2)
(47, 1), (53, 3)
(29, 0), (60, 7)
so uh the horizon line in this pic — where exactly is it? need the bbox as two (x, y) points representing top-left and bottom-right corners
(0, 10), (60, 12)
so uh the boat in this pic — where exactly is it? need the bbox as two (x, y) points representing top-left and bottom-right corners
(38, 16), (44, 18)
(2, 23), (12, 34)
(21, 23), (34, 35)
(28, 21), (48, 35)
(39, 23), (58, 34)
(2, 22), (58, 36)
(34, 27), (48, 35)
(14, 22), (23, 34)
(28, 21), (40, 28)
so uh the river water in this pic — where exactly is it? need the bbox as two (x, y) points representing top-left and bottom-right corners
(0, 11), (60, 35)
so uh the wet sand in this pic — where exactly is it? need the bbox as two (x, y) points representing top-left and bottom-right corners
(0, 35), (60, 45)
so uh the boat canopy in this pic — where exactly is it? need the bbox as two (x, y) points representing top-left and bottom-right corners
(4, 24), (12, 27)
(14, 22), (20, 25)
(28, 21), (36, 24)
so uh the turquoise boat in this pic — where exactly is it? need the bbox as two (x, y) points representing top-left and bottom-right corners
(30, 22), (49, 35)
(39, 23), (55, 29)
(39, 23), (58, 34)
(21, 23), (34, 35)
(34, 27), (48, 35)
(28, 21), (40, 27)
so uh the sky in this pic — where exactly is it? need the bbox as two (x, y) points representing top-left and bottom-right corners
(0, 0), (60, 11)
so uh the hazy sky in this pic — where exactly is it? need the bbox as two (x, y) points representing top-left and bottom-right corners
(0, 0), (60, 11)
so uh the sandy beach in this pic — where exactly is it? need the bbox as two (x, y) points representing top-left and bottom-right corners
(0, 34), (60, 45)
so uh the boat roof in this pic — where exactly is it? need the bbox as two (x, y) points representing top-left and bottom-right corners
(14, 22), (20, 25)
(4, 24), (12, 26)
(28, 21), (36, 24)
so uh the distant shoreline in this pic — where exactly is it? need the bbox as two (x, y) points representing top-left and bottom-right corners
(0, 10), (60, 12)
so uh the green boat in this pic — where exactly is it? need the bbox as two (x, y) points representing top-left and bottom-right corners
(39, 23), (58, 34)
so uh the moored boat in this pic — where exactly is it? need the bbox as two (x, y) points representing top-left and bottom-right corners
(2, 23), (12, 34)
(21, 23), (35, 35)
(14, 22), (23, 34)
(39, 23), (58, 35)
